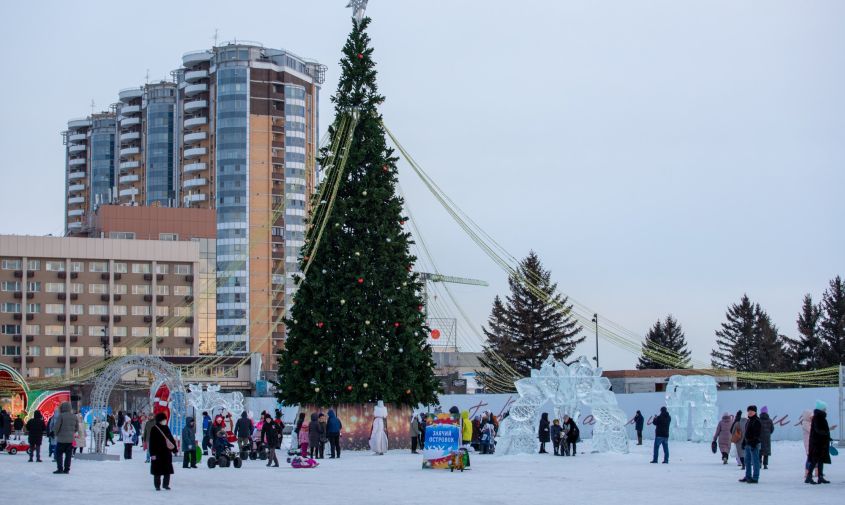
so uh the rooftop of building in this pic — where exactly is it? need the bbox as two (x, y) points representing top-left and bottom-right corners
(0, 233), (200, 262)
(602, 368), (736, 380)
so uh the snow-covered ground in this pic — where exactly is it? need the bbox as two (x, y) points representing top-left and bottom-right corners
(2, 441), (840, 503)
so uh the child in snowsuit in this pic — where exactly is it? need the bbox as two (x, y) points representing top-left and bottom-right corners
(551, 419), (563, 456)
(298, 421), (310, 456)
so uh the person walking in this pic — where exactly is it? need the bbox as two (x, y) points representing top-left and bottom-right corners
(650, 406), (671, 464)
(806, 401), (831, 485)
(201, 411), (212, 455)
(713, 412), (733, 464)
(234, 411), (253, 456)
(52, 402), (78, 474)
(74, 414), (86, 454)
(731, 410), (746, 469)
(409, 414), (420, 454)
(538, 412), (551, 454)
(181, 416), (198, 469)
(261, 414), (279, 467)
(563, 415), (580, 456)
(25, 410), (46, 462)
(634, 410), (645, 445)
(739, 405), (761, 484)
(758, 406), (774, 469)
(149, 413), (178, 491)
(121, 421), (136, 460)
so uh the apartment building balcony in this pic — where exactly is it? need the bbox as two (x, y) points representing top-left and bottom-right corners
(119, 88), (144, 101)
(68, 183), (85, 193)
(120, 104), (141, 115)
(119, 174), (139, 184)
(119, 146), (140, 157)
(182, 51), (212, 67)
(67, 221), (82, 229)
(120, 116), (140, 127)
(120, 131), (141, 142)
(67, 118), (92, 129)
(119, 187), (139, 197)
(183, 147), (207, 159)
(183, 162), (206, 174)
(67, 195), (85, 204)
(184, 99), (208, 112)
(68, 133), (86, 142)
(68, 144), (86, 154)
(119, 160), (140, 171)
(68, 171), (85, 180)
(182, 177), (207, 189)
(67, 209), (84, 217)
(68, 158), (86, 167)
(184, 116), (207, 128)
(184, 83), (208, 96)
(183, 131), (207, 144)
(184, 193), (207, 203)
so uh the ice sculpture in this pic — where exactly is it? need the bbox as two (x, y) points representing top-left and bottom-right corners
(186, 383), (245, 415)
(496, 355), (629, 455)
(665, 375), (718, 443)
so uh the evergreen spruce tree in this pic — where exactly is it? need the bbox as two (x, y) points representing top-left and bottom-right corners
(819, 275), (845, 367)
(711, 295), (757, 371)
(275, 17), (439, 407)
(783, 294), (823, 370)
(476, 251), (584, 391)
(636, 315), (692, 369)
(753, 308), (787, 373)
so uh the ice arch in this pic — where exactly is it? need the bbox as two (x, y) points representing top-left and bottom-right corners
(496, 355), (629, 455)
(665, 375), (718, 443)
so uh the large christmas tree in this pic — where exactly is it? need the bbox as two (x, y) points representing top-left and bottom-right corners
(275, 17), (440, 407)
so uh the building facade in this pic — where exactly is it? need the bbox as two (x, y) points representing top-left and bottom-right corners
(61, 43), (324, 372)
(0, 235), (202, 379)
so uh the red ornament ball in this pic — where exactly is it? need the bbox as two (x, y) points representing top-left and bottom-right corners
(293, 360), (300, 365)
(357, 277), (364, 284)
(382, 165), (389, 172)
(405, 389), (412, 395)
(431, 329), (441, 340)
(317, 322), (324, 328)
(357, 53), (363, 59)
(394, 322), (400, 328)
(346, 385), (353, 391)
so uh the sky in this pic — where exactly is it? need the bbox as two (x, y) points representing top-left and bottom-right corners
(0, 1), (843, 370)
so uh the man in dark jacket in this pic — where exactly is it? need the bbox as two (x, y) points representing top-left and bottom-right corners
(0, 409), (11, 440)
(806, 401), (831, 484)
(261, 414), (279, 467)
(234, 411), (253, 454)
(26, 410), (46, 462)
(326, 409), (342, 458)
(201, 411), (212, 455)
(181, 417), (198, 469)
(739, 405), (762, 483)
(634, 411), (645, 445)
(650, 406), (671, 464)
(52, 402), (78, 474)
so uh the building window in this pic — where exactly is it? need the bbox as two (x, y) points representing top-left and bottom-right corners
(1, 325), (20, 334)
(46, 282), (65, 293)
(1, 346), (20, 356)
(43, 368), (64, 377)
(46, 304), (64, 315)
(174, 327), (191, 337)
(173, 285), (192, 296)
(1, 259), (21, 270)
(132, 263), (151, 274)
(27, 303), (41, 313)
(156, 327), (169, 337)
(131, 306), (150, 316)
(46, 261), (65, 272)
(70, 283), (83, 294)
(28, 346), (40, 356)
(68, 325), (82, 336)
(132, 327), (150, 337)
(155, 264), (168, 274)
(70, 262), (83, 273)
(45, 325), (64, 336)
(88, 347), (105, 357)
(113, 305), (127, 316)
(113, 284), (127, 295)
(27, 282), (41, 292)
(89, 284), (108, 294)
(44, 346), (65, 357)
(88, 326), (106, 337)
(1, 303), (21, 313)
(26, 368), (40, 378)
(113, 326), (127, 337)
(26, 259), (40, 271)
(159, 233), (178, 241)
(1, 281), (20, 292)
(25, 325), (39, 335)
(174, 306), (192, 317)
(174, 264), (192, 275)
(113, 262), (128, 273)
(69, 347), (84, 357)
(155, 306), (169, 317)
(69, 305), (84, 315)
(111, 347), (127, 356)
(109, 232), (136, 240)
(155, 285), (169, 296)
(89, 262), (108, 273)
(132, 285), (151, 295)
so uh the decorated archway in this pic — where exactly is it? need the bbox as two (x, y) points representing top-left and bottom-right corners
(89, 355), (186, 454)
(495, 355), (629, 455)
(0, 363), (29, 417)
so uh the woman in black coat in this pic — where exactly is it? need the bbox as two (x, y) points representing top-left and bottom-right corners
(148, 413), (178, 491)
(806, 406), (831, 484)
(538, 413), (551, 454)
(564, 415), (580, 456)
(25, 410), (46, 462)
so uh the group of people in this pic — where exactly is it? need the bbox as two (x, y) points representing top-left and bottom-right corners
(291, 409), (344, 459)
(538, 413), (580, 456)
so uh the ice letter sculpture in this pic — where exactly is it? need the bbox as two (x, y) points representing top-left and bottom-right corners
(665, 375), (718, 443)
(496, 355), (629, 455)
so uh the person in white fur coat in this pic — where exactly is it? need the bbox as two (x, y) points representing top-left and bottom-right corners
(369, 401), (388, 455)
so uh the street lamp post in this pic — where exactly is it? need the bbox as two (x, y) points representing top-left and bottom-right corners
(591, 313), (599, 368)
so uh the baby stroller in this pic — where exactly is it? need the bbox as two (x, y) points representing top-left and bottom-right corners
(247, 429), (267, 461)
(286, 446), (318, 469)
(208, 432), (242, 469)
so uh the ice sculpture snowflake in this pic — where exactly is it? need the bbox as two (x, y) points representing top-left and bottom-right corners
(496, 355), (629, 455)
(186, 383), (245, 415)
(665, 375), (718, 443)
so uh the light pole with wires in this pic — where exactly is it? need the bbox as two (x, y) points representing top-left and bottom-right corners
(591, 313), (599, 368)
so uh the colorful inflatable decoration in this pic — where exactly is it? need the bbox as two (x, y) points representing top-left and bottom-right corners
(27, 390), (71, 423)
(0, 363), (29, 417)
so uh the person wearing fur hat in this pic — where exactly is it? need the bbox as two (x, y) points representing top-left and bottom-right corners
(758, 406), (774, 469)
(806, 400), (831, 485)
(739, 405), (762, 484)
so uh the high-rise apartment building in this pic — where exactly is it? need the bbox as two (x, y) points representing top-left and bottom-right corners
(61, 43), (324, 372)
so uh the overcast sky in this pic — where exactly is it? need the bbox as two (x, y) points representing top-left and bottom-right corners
(1, 1), (842, 370)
